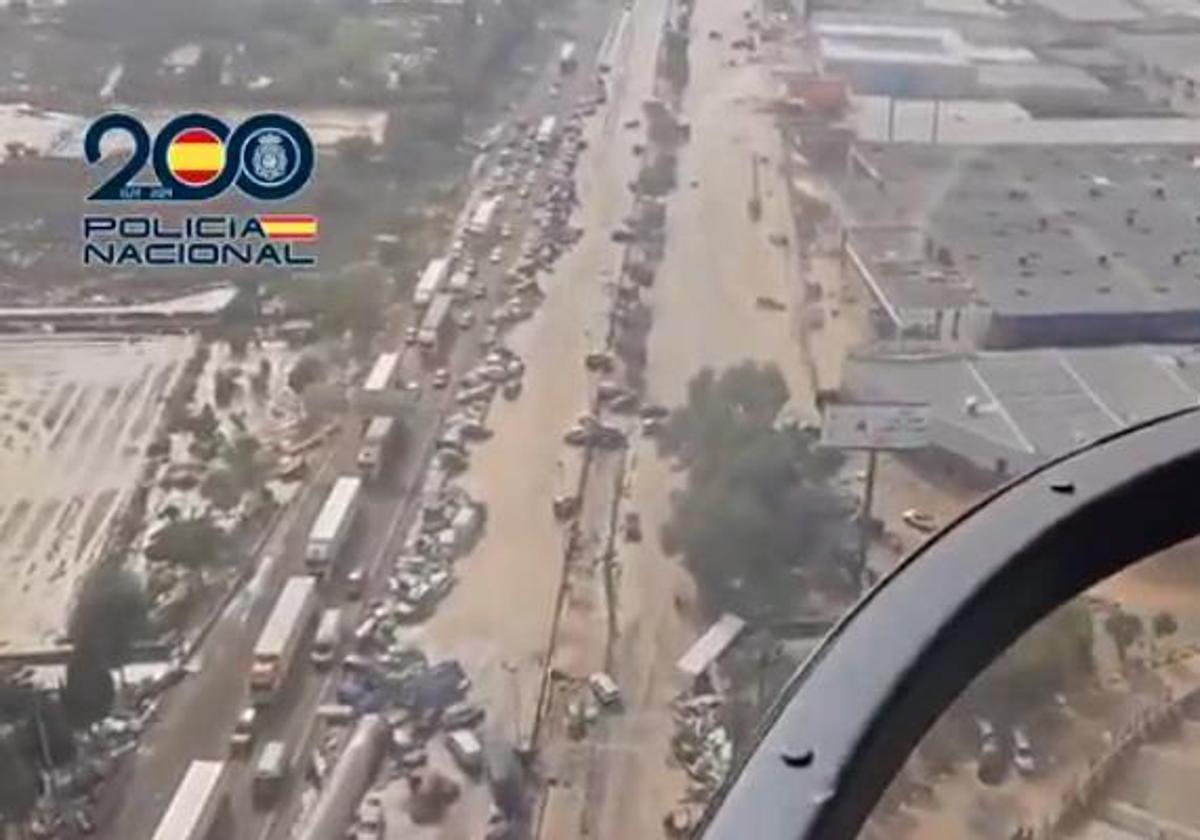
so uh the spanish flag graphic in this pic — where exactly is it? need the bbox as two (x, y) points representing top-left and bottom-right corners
(166, 128), (226, 187)
(259, 215), (320, 241)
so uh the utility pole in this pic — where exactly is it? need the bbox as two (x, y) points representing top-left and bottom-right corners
(856, 449), (878, 589)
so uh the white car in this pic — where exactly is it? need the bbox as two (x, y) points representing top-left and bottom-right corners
(455, 309), (475, 329)
(432, 368), (450, 389)
(489, 247), (503, 265)
(901, 508), (936, 533)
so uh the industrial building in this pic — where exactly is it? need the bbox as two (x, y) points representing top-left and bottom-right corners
(838, 145), (1200, 347)
(840, 345), (1200, 477)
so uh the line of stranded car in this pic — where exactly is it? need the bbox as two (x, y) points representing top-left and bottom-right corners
(149, 57), (617, 840)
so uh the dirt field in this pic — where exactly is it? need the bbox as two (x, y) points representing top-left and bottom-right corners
(0, 334), (194, 652)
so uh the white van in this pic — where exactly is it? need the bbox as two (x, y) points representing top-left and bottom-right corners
(588, 672), (621, 707)
(311, 608), (342, 669)
(445, 729), (483, 775)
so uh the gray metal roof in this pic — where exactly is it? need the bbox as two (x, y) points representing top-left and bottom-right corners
(842, 345), (1200, 470)
(1030, 0), (1143, 22)
(976, 63), (1108, 95)
(840, 146), (1200, 319)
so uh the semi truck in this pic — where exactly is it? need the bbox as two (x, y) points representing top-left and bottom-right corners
(356, 416), (398, 482)
(306, 476), (363, 576)
(413, 257), (451, 308)
(417, 293), (456, 358)
(151, 760), (230, 840)
(251, 575), (318, 705)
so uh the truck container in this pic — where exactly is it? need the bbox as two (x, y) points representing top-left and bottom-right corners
(250, 576), (318, 705)
(151, 760), (230, 840)
(356, 416), (398, 482)
(417, 293), (456, 358)
(306, 476), (363, 576)
(413, 257), (451, 308)
(361, 352), (401, 396)
(467, 196), (503, 237)
(311, 608), (343, 669)
(252, 741), (290, 808)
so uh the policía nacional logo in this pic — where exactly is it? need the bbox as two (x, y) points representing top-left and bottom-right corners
(82, 112), (320, 267)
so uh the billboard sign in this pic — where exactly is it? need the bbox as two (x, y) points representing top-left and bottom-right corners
(820, 402), (930, 450)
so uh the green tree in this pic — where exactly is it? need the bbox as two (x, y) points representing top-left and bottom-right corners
(214, 369), (238, 408)
(17, 698), (75, 769)
(190, 403), (219, 440)
(68, 564), (149, 667)
(288, 354), (324, 395)
(660, 363), (846, 617)
(63, 645), (115, 730)
(1152, 610), (1179, 640)
(973, 601), (1095, 717)
(200, 469), (241, 511)
(1104, 609), (1145, 665)
(0, 733), (37, 830)
(145, 518), (224, 577)
(252, 358), (271, 396)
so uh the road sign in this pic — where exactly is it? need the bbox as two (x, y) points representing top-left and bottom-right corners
(820, 402), (930, 451)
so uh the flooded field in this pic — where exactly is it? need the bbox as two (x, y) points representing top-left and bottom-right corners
(0, 333), (194, 652)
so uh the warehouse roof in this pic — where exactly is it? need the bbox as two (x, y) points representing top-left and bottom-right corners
(839, 146), (1200, 318)
(976, 63), (1108, 95)
(841, 345), (1200, 471)
(1030, 0), (1143, 22)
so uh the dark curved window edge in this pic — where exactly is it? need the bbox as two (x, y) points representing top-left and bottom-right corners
(699, 405), (1200, 840)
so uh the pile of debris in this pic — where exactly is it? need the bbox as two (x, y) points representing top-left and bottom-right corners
(562, 412), (627, 450)
(670, 693), (733, 799)
(437, 349), (526, 473)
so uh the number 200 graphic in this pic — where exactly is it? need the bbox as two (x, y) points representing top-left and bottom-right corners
(84, 112), (315, 202)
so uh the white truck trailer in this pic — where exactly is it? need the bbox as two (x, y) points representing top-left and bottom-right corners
(250, 575), (318, 705)
(306, 476), (363, 576)
(413, 256), (451, 308)
(356, 415), (398, 482)
(417, 293), (456, 357)
(151, 760), (230, 840)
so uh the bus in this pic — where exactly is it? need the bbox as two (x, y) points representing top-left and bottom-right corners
(151, 760), (230, 840)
